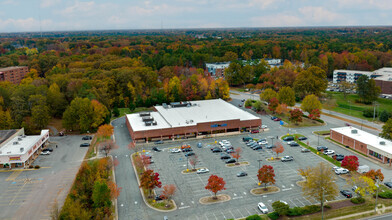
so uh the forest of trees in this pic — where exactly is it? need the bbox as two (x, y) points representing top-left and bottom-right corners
(1, 27), (392, 134)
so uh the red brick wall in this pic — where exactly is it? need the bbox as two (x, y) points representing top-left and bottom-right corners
(375, 79), (392, 95)
(0, 67), (29, 84)
(330, 130), (368, 155)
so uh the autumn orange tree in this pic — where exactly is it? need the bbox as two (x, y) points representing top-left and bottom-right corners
(97, 124), (118, 157)
(162, 184), (177, 202)
(364, 169), (384, 182)
(139, 169), (162, 197)
(273, 142), (284, 158)
(289, 108), (303, 124)
(231, 147), (242, 162)
(205, 175), (226, 199)
(108, 181), (122, 199)
(97, 124), (114, 139)
(257, 165), (276, 189)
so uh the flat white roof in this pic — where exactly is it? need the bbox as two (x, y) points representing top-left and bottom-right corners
(128, 99), (260, 132)
(333, 70), (373, 74)
(0, 130), (49, 156)
(331, 127), (392, 156)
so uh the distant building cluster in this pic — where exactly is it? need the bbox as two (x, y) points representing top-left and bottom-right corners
(333, 67), (392, 94)
(0, 66), (29, 84)
(205, 59), (283, 78)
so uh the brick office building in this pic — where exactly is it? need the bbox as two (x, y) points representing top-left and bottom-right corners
(126, 99), (262, 143)
(0, 66), (29, 84)
(330, 127), (392, 165)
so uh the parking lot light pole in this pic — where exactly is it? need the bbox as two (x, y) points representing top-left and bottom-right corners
(375, 176), (380, 213)
(321, 187), (325, 220)
(318, 134), (320, 146)
(257, 159), (262, 170)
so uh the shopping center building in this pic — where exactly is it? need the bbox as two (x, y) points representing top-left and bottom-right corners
(0, 128), (50, 168)
(330, 126), (392, 165)
(126, 99), (262, 143)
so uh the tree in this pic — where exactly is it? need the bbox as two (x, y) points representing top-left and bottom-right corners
(289, 108), (303, 124)
(381, 118), (392, 140)
(275, 104), (289, 115)
(244, 99), (253, 108)
(140, 155), (152, 169)
(97, 124), (114, 140)
(62, 97), (93, 133)
(232, 147), (242, 162)
(108, 181), (122, 199)
(278, 86), (295, 106)
(301, 94), (322, 114)
(302, 162), (338, 210)
(298, 167), (312, 182)
(257, 165), (276, 189)
(100, 139), (118, 157)
(341, 155), (359, 172)
(91, 100), (109, 129)
(364, 169), (384, 182)
(162, 184), (177, 201)
(139, 169), (162, 197)
(356, 75), (381, 104)
(260, 88), (277, 102)
(273, 142), (284, 158)
(379, 110), (390, 123)
(31, 104), (51, 130)
(0, 108), (14, 129)
(268, 97), (279, 113)
(252, 100), (263, 112)
(205, 175), (226, 199)
(293, 66), (328, 97)
(47, 83), (67, 117)
(92, 180), (112, 208)
(339, 81), (354, 99)
(309, 109), (321, 121)
(272, 200), (290, 216)
(189, 155), (199, 169)
(350, 176), (376, 198)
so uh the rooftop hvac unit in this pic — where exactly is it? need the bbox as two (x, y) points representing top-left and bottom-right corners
(142, 116), (154, 122)
(162, 103), (168, 109)
(13, 141), (19, 145)
(139, 112), (151, 117)
(190, 120), (194, 123)
(186, 120), (189, 124)
(152, 121), (157, 125)
(351, 129), (358, 134)
(18, 137), (22, 141)
(20, 148), (24, 152)
(22, 135), (26, 138)
(145, 121), (152, 126)
(380, 141), (386, 145)
(7, 151), (11, 154)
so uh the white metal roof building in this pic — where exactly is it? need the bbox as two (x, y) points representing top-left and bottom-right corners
(330, 127), (392, 165)
(126, 99), (262, 142)
(0, 128), (49, 168)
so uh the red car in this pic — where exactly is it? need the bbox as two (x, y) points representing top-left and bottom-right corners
(273, 118), (281, 121)
(251, 130), (260, 133)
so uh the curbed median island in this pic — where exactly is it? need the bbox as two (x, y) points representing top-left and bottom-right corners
(199, 194), (231, 204)
(251, 186), (280, 195)
(225, 161), (249, 167)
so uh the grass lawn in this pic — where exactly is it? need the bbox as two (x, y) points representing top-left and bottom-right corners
(113, 107), (153, 119)
(315, 130), (331, 135)
(324, 92), (392, 121)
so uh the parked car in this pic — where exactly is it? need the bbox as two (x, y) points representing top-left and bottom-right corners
(289, 142), (299, 147)
(258, 202), (269, 214)
(251, 130), (260, 133)
(197, 143), (203, 148)
(273, 118), (281, 121)
(241, 99), (245, 102)
(80, 143), (90, 147)
(212, 148), (222, 153)
(252, 145), (263, 150)
(335, 168), (349, 175)
(384, 182), (392, 188)
(237, 171), (248, 177)
(197, 168), (209, 174)
(246, 141), (256, 146)
(43, 148), (53, 152)
(298, 136), (307, 141)
(155, 140), (164, 144)
(261, 125), (268, 129)
(59, 131), (64, 136)
(152, 147), (162, 152)
(182, 148), (193, 152)
(170, 148), (181, 153)
(226, 149), (235, 154)
(82, 136), (92, 140)
(335, 154), (345, 161)
(281, 156), (294, 162)
(317, 146), (328, 151)
(238, 104), (243, 107)
(266, 145), (276, 149)
(40, 151), (50, 155)
(340, 190), (353, 198)
(219, 140), (230, 146)
(185, 152), (195, 157)
(243, 137), (253, 142)
(225, 158), (236, 164)
(301, 148), (310, 153)
(220, 154), (231, 160)
(271, 116), (277, 120)
(283, 136), (294, 141)
(323, 150), (335, 155)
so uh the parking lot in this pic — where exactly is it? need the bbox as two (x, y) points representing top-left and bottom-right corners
(0, 135), (90, 220)
(137, 132), (349, 219)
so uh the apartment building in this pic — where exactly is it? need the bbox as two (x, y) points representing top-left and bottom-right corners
(0, 66), (29, 84)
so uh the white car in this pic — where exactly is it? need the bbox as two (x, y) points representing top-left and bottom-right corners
(40, 151), (50, 155)
(170, 148), (181, 153)
(323, 150), (335, 155)
(280, 200), (288, 206)
(258, 202), (269, 214)
(335, 168), (349, 175)
(286, 141), (293, 145)
(219, 140), (230, 146)
(261, 125), (268, 129)
(258, 140), (268, 145)
(197, 168), (209, 174)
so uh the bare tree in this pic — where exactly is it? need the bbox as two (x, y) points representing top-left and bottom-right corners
(189, 155), (199, 170)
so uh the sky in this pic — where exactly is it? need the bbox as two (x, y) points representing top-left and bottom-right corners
(0, 0), (391, 32)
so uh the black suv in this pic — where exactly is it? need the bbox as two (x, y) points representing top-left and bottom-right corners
(212, 148), (222, 153)
(80, 143), (90, 147)
(185, 152), (195, 157)
(289, 142), (299, 147)
(152, 147), (161, 152)
(340, 190), (352, 198)
(82, 136), (92, 140)
(317, 146), (328, 151)
(335, 154), (345, 161)
(225, 158), (236, 164)
(43, 148), (53, 152)
(298, 136), (307, 141)
(220, 154), (231, 160)
(283, 136), (294, 141)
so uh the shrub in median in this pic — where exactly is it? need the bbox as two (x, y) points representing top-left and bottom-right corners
(351, 197), (365, 204)
(34, 165), (40, 169)
(378, 191), (392, 199)
(245, 214), (262, 220)
(267, 212), (279, 220)
(287, 205), (321, 216)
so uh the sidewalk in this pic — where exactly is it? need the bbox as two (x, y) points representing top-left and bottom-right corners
(330, 204), (391, 220)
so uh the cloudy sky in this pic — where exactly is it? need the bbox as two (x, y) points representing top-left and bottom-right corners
(0, 0), (391, 32)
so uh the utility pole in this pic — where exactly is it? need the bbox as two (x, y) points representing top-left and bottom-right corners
(258, 159), (262, 170)
(373, 101), (377, 121)
(375, 176), (380, 213)
(318, 134), (320, 146)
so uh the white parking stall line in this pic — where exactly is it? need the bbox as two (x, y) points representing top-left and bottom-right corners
(244, 207), (253, 216)
(303, 197), (313, 205)
(295, 198), (306, 206)
(233, 209), (243, 218)
(220, 211), (226, 219)
(213, 212), (218, 220)
(228, 210), (236, 219)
